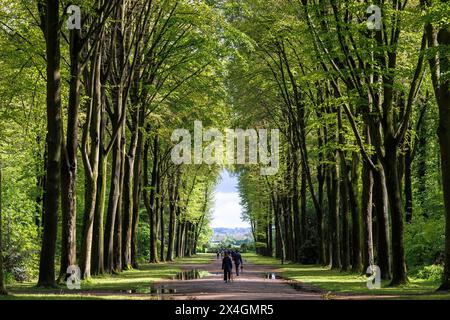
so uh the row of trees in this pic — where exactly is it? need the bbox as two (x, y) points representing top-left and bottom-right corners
(0, 0), (231, 291)
(229, 0), (449, 288)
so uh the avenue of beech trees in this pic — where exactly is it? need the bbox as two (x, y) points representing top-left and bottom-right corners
(0, 0), (450, 297)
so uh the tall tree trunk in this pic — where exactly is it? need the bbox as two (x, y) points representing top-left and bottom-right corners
(38, 0), (62, 288)
(373, 167), (392, 279)
(416, 105), (428, 214)
(59, 27), (81, 283)
(275, 195), (286, 263)
(300, 163), (307, 248)
(131, 122), (144, 269)
(113, 132), (126, 272)
(273, 195), (282, 259)
(384, 136), (408, 285)
(310, 126), (325, 264)
(122, 108), (140, 269)
(175, 213), (181, 258)
(361, 126), (374, 271)
(155, 167), (161, 255)
(160, 189), (166, 262)
(283, 195), (293, 261)
(35, 134), (46, 232)
(337, 107), (350, 271)
(80, 49), (102, 279)
(193, 184), (209, 254)
(267, 202), (273, 257)
(404, 143), (413, 223)
(92, 82), (108, 275)
(349, 152), (363, 272)
(327, 160), (341, 269)
(362, 158), (374, 271)
(104, 86), (124, 273)
(180, 220), (187, 258)
(144, 135), (159, 263)
(186, 222), (193, 257)
(0, 163), (7, 295)
(340, 176), (350, 271)
(292, 150), (301, 262)
(92, 147), (107, 275)
(80, 173), (97, 279)
(316, 176), (325, 265)
(183, 220), (188, 257)
(166, 169), (179, 261)
(90, 5), (116, 278)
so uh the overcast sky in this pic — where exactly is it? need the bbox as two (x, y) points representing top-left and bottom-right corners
(210, 170), (250, 228)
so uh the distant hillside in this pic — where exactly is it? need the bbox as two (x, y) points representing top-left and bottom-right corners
(211, 227), (253, 242)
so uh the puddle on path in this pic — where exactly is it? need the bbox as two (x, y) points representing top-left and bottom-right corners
(173, 269), (209, 280)
(288, 282), (303, 291)
(266, 273), (282, 280)
(121, 289), (136, 294)
(122, 285), (177, 295)
(287, 281), (323, 293)
(138, 286), (177, 294)
(120, 269), (208, 296)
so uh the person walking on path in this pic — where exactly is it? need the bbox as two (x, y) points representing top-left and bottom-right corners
(222, 252), (233, 283)
(233, 250), (243, 276)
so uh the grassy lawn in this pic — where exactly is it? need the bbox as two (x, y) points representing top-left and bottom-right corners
(0, 253), (214, 300)
(243, 253), (450, 300)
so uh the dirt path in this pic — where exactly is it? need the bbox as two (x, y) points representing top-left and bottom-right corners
(153, 256), (325, 300)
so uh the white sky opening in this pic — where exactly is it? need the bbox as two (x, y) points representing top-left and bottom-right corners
(210, 170), (250, 229)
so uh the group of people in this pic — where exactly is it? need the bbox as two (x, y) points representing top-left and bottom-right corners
(217, 249), (243, 283)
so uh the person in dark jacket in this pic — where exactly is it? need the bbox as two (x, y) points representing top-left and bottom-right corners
(222, 252), (233, 283)
(233, 251), (243, 276)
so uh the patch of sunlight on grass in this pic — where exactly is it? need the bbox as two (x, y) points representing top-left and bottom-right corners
(243, 253), (281, 265)
(172, 253), (214, 265)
